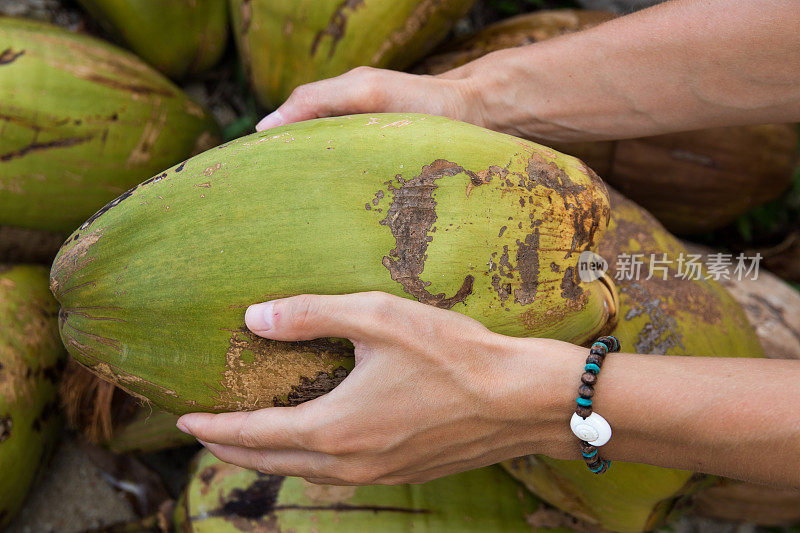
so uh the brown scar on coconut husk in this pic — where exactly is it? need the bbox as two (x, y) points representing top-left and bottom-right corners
(59, 357), (140, 444)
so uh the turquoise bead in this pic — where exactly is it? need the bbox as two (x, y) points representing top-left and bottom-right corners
(589, 461), (606, 473)
(585, 363), (601, 374)
(582, 449), (597, 458)
(607, 336), (619, 351)
(576, 397), (593, 407)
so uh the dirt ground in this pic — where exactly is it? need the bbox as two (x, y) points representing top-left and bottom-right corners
(6, 437), (136, 533)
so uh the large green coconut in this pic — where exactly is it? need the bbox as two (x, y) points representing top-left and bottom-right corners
(75, 0), (229, 79)
(0, 17), (220, 233)
(0, 265), (65, 528)
(50, 113), (616, 415)
(175, 448), (581, 532)
(229, 0), (476, 108)
(502, 190), (764, 533)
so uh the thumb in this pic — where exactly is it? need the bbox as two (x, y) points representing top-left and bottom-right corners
(256, 67), (467, 131)
(244, 292), (384, 342)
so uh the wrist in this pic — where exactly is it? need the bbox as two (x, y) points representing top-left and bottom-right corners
(491, 336), (586, 460)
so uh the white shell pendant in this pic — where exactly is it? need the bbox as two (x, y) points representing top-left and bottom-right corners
(570, 412), (612, 446)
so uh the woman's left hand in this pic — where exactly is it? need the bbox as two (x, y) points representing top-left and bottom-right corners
(176, 291), (578, 485)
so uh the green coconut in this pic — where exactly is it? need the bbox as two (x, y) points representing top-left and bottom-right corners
(175, 448), (590, 532)
(502, 189), (764, 533)
(75, 0), (229, 79)
(229, 0), (476, 108)
(50, 113), (616, 415)
(0, 265), (66, 528)
(0, 17), (220, 233)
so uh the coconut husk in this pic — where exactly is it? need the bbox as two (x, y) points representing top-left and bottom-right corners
(60, 359), (193, 453)
(608, 125), (798, 234)
(718, 258), (800, 361)
(60, 358), (129, 445)
(748, 231), (800, 286)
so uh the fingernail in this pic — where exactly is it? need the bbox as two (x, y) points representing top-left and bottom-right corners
(176, 418), (190, 434)
(245, 301), (275, 331)
(256, 110), (284, 131)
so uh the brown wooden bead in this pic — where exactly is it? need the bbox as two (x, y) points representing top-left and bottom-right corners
(580, 442), (596, 454)
(586, 458), (603, 469)
(578, 385), (594, 398)
(593, 460), (610, 474)
(598, 336), (618, 352)
(575, 405), (592, 418)
(586, 354), (603, 366)
(589, 346), (607, 357)
(581, 372), (597, 386)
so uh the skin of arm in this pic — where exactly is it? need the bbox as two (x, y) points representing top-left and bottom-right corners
(177, 0), (800, 488)
(177, 293), (800, 489)
(255, 0), (800, 142)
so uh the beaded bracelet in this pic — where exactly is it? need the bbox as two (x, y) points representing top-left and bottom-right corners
(569, 335), (620, 474)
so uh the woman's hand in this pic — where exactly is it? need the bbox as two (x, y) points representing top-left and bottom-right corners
(176, 292), (579, 485)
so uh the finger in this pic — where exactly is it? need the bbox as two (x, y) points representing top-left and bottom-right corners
(244, 292), (394, 342)
(202, 442), (331, 479)
(256, 67), (460, 131)
(177, 409), (310, 450)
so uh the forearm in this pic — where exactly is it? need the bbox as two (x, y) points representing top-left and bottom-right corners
(526, 341), (800, 488)
(449, 0), (800, 142)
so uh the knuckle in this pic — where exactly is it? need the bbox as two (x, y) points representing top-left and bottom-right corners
(288, 84), (317, 109)
(298, 417), (338, 453)
(346, 67), (387, 108)
(284, 294), (316, 331)
(305, 426), (358, 456)
(308, 432), (340, 455)
(361, 291), (394, 322)
(234, 413), (259, 448)
(255, 457), (279, 475)
(347, 65), (377, 78)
